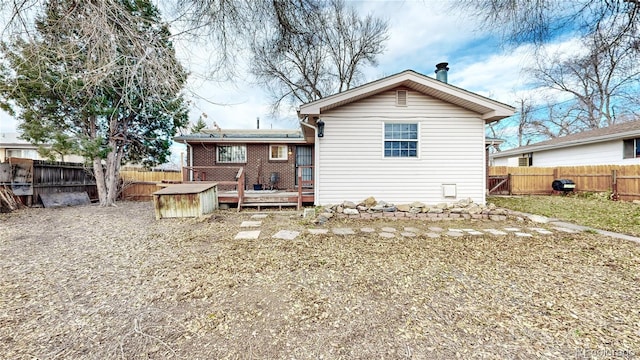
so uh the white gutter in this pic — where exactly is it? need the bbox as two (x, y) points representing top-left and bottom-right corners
(299, 118), (320, 205)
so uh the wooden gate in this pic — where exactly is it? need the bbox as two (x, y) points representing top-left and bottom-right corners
(488, 174), (510, 195)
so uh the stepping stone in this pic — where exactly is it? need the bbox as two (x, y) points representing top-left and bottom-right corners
(446, 231), (464, 237)
(461, 228), (476, 232)
(251, 214), (268, 219)
(379, 232), (395, 238)
(404, 227), (421, 233)
(235, 230), (260, 240)
(272, 230), (300, 240)
(241, 221), (262, 228)
(429, 227), (443, 232)
(466, 230), (484, 236)
(484, 229), (508, 236)
(504, 227), (521, 232)
(530, 227), (553, 235)
(308, 228), (329, 235)
(401, 232), (417, 237)
(303, 208), (316, 218)
(448, 228), (462, 232)
(553, 227), (579, 233)
(425, 232), (441, 238)
(360, 227), (376, 233)
(515, 232), (533, 237)
(333, 228), (355, 235)
(381, 227), (397, 232)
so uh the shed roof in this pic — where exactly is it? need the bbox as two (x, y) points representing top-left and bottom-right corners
(493, 120), (640, 158)
(153, 183), (217, 195)
(298, 70), (515, 122)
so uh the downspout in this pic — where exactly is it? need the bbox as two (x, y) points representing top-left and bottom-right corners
(182, 140), (193, 181)
(299, 117), (320, 205)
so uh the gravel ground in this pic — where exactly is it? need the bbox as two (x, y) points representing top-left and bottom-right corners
(1, 201), (639, 359)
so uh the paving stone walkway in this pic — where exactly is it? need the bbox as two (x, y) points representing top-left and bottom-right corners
(233, 213), (579, 240)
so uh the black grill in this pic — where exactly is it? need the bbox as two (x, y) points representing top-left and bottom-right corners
(552, 179), (576, 192)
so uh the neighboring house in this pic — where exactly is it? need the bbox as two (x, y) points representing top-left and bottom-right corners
(175, 129), (312, 191)
(1, 133), (40, 161)
(0, 132), (83, 163)
(298, 68), (515, 206)
(491, 120), (640, 167)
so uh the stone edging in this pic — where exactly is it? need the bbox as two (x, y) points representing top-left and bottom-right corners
(314, 197), (513, 224)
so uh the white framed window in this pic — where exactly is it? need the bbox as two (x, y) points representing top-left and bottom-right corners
(6, 149), (38, 159)
(623, 138), (640, 159)
(217, 145), (246, 163)
(384, 123), (418, 158)
(269, 145), (288, 161)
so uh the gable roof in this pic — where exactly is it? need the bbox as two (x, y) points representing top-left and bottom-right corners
(174, 129), (307, 144)
(297, 69), (515, 122)
(493, 120), (640, 158)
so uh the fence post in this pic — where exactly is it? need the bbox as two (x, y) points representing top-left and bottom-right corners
(611, 169), (618, 201)
(507, 173), (512, 195)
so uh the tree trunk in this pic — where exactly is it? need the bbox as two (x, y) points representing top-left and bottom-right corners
(93, 157), (108, 206)
(104, 142), (122, 206)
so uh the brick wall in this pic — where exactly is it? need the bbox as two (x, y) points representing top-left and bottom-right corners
(189, 143), (301, 190)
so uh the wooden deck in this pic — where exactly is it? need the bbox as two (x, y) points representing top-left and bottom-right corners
(181, 165), (315, 211)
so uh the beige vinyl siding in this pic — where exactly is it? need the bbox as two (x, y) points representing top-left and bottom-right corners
(317, 89), (486, 205)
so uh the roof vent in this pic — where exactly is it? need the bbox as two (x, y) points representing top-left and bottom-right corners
(396, 90), (407, 106)
(435, 62), (449, 83)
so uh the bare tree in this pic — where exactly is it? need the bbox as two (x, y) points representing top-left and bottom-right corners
(250, 0), (388, 111)
(528, 27), (640, 130)
(457, 0), (640, 52)
(527, 97), (585, 138)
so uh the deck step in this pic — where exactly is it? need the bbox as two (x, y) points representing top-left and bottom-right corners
(241, 202), (298, 210)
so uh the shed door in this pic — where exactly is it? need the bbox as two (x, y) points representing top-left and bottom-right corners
(295, 146), (313, 186)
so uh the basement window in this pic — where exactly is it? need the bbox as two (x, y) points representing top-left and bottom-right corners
(217, 145), (246, 163)
(623, 138), (640, 159)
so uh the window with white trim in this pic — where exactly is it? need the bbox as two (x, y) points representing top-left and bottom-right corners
(269, 145), (288, 160)
(384, 123), (418, 157)
(623, 138), (640, 159)
(217, 145), (246, 163)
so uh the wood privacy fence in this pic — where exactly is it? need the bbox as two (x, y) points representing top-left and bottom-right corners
(120, 169), (182, 201)
(1, 158), (97, 206)
(489, 165), (640, 201)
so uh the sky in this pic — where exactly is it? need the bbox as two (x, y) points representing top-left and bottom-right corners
(0, 1), (579, 151)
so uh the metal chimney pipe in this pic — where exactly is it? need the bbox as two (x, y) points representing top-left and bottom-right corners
(435, 62), (449, 83)
(257, 117), (260, 129)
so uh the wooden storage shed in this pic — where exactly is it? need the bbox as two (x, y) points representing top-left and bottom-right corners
(153, 183), (218, 220)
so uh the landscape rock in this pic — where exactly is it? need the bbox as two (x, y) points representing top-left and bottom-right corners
(396, 204), (412, 212)
(343, 201), (357, 209)
(363, 196), (377, 207)
(343, 208), (359, 215)
(527, 214), (549, 223)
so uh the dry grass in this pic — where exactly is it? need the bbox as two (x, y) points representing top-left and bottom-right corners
(1, 201), (639, 359)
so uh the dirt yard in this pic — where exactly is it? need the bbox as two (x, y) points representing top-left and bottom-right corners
(1, 201), (639, 359)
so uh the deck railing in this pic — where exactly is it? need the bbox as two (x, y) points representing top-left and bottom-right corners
(236, 168), (244, 211)
(297, 165), (314, 210)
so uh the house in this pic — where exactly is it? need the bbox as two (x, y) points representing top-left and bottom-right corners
(298, 67), (515, 206)
(0, 132), (83, 163)
(174, 128), (313, 192)
(491, 120), (640, 167)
